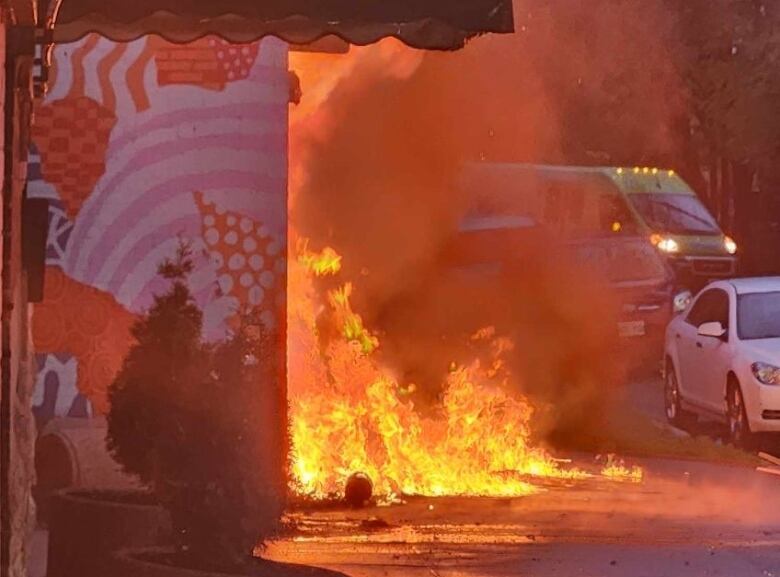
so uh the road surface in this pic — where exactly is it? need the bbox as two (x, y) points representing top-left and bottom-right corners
(267, 458), (780, 576)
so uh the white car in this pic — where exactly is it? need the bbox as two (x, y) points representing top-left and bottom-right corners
(664, 277), (780, 446)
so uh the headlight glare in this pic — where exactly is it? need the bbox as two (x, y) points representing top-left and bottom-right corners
(751, 362), (780, 385)
(651, 234), (680, 254)
(724, 235), (738, 255)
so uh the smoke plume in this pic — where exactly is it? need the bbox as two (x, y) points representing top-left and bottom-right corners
(289, 0), (684, 445)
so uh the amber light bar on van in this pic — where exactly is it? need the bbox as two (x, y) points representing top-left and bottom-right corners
(615, 167), (676, 177)
(650, 234), (680, 254)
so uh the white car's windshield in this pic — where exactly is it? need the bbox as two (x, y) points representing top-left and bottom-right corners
(738, 291), (780, 340)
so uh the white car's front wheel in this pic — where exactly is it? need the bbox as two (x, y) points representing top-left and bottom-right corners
(727, 381), (753, 449)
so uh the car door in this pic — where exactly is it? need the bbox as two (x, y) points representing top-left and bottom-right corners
(695, 289), (733, 412)
(675, 289), (720, 406)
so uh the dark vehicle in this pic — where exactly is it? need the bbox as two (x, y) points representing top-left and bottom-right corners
(446, 215), (676, 362)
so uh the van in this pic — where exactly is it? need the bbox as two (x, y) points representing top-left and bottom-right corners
(461, 163), (737, 292)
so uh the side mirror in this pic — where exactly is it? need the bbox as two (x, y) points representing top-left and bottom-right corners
(698, 321), (727, 340)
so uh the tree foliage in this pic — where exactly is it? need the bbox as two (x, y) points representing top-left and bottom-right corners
(677, 0), (780, 166)
(518, 0), (779, 172)
(106, 243), (284, 570)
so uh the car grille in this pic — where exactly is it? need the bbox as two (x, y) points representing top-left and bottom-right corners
(692, 259), (733, 276)
(762, 410), (780, 420)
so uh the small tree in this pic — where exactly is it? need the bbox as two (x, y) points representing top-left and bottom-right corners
(107, 242), (284, 570)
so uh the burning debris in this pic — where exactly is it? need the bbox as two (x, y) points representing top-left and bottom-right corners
(344, 473), (373, 508)
(600, 455), (644, 483)
(288, 243), (582, 499)
(288, 244), (642, 501)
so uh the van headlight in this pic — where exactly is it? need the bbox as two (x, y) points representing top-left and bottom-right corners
(724, 235), (738, 255)
(751, 362), (780, 385)
(673, 290), (692, 313)
(651, 234), (680, 254)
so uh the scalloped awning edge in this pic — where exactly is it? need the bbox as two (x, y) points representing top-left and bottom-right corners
(51, 3), (514, 50)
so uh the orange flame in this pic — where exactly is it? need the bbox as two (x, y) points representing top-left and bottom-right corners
(288, 244), (587, 499)
(600, 455), (644, 483)
(287, 46), (642, 500)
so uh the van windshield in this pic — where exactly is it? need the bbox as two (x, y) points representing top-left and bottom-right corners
(628, 193), (720, 235)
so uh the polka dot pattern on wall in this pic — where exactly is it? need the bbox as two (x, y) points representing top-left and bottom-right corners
(194, 192), (285, 328)
(208, 39), (260, 83)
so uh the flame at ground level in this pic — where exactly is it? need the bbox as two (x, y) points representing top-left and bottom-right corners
(287, 243), (596, 500)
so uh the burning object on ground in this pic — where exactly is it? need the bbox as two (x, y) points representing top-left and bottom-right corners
(345, 473), (373, 508)
(288, 243), (591, 501)
(600, 455), (643, 483)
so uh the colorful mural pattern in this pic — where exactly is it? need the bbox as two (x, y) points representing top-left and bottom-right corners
(32, 96), (117, 219)
(195, 192), (286, 328)
(32, 267), (137, 415)
(29, 35), (288, 420)
(156, 38), (261, 90)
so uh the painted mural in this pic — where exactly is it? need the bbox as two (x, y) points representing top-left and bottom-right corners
(28, 35), (289, 424)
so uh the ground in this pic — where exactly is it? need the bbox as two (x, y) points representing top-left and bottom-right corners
(266, 458), (780, 577)
(265, 377), (780, 577)
(28, 379), (780, 577)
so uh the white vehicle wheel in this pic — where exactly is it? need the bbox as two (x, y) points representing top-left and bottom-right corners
(727, 382), (753, 449)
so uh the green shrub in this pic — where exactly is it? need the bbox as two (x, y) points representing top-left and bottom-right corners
(107, 243), (285, 570)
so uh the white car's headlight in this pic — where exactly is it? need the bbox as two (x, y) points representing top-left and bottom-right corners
(751, 362), (780, 385)
(673, 290), (692, 313)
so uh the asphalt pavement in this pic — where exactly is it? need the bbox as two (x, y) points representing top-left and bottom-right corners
(264, 378), (780, 577)
(267, 458), (780, 576)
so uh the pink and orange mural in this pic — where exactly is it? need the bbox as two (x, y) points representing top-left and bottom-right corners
(29, 35), (289, 423)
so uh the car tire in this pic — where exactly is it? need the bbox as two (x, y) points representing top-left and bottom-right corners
(664, 361), (695, 429)
(727, 381), (753, 449)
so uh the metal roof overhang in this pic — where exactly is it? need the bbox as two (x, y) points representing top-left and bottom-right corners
(49, 0), (514, 49)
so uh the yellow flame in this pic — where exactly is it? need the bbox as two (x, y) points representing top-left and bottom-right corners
(299, 242), (342, 277)
(288, 241), (591, 500)
(601, 455), (643, 483)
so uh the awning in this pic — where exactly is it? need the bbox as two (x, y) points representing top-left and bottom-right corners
(50, 0), (514, 49)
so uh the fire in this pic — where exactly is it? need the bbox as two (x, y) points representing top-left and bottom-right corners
(600, 455), (644, 483)
(288, 243), (586, 499)
(287, 45), (643, 500)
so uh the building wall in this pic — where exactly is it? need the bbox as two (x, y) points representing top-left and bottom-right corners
(27, 36), (289, 423)
(1, 13), (39, 577)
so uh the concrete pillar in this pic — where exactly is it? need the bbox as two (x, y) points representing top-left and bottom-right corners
(27, 33), (290, 538)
